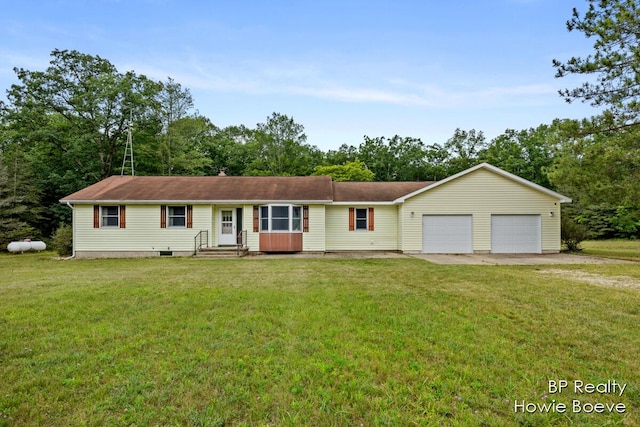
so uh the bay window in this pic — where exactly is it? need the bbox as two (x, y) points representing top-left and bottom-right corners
(260, 205), (303, 232)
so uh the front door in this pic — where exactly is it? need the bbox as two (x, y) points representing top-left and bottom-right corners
(219, 209), (236, 245)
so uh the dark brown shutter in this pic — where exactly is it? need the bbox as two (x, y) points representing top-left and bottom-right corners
(368, 207), (375, 231)
(187, 205), (193, 228)
(303, 205), (309, 232)
(93, 205), (100, 228)
(253, 206), (259, 232)
(160, 205), (167, 228)
(348, 207), (355, 231)
(119, 205), (126, 228)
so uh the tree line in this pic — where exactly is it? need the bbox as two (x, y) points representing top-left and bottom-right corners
(1, 0), (639, 245)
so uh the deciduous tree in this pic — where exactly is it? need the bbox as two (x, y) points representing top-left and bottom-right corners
(246, 113), (321, 175)
(443, 128), (486, 175)
(359, 135), (438, 181)
(312, 160), (375, 181)
(4, 49), (162, 181)
(480, 124), (557, 188)
(157, 77), (195, 175)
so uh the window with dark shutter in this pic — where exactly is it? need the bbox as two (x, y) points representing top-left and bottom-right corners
(349, 207), (374, 231)
(101, 206), (119, 227)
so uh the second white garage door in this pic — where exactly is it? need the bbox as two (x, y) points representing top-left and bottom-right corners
(422, 215), (473, 253)
(491, 215), (541, 253)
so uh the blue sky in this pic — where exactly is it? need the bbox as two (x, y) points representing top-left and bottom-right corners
(1, 0), (597, 151)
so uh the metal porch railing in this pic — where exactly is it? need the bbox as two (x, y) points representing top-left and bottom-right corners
(237, 230), (247, 256)
(194, 230), (209, 255)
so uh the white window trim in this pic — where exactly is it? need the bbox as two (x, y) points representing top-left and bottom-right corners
(355, 207), (368, 231)
(168, 205), (187, 228)
(101, 206), (120, 228)
(259, 204), (302, 233)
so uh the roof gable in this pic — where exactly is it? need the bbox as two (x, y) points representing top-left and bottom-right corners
(395, 163), (572, 203)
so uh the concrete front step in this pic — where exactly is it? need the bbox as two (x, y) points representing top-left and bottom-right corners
(195, 246), (249, 258)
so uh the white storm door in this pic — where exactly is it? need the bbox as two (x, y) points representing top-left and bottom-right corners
(219, 209), (236, 245)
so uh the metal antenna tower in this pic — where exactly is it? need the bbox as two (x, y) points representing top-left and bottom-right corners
(121, 111), (135, 176)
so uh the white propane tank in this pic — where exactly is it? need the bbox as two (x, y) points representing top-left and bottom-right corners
(7, 240), (47, 253)
(30, 241), (47, 251)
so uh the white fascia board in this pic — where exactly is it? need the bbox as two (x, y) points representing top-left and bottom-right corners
(394, 163), (572, 203)
(330, 201), (397, 206)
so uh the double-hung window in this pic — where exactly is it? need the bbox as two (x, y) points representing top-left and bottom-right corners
(101, 206), (120, 227)
(168, 206), (186, 227)
(94, 205), (125, 228)
(355, 208), (368, 230)
(292, 206), (302, 231)
(260, 205), (302, 232)
(349, 207), (374, 231)
(160, 205), (192, 228)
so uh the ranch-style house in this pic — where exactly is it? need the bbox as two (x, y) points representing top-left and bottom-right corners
(60, 163), (571, 258)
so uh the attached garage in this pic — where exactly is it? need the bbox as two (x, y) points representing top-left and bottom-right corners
(491, 214), (541, 253)
(422, 215), (473, 253)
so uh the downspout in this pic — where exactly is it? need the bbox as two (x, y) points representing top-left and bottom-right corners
(65, 202), (76, 259)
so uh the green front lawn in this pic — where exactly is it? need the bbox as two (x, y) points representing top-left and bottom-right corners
(1, 253), (638, 426)
(580, 239), (640, 261)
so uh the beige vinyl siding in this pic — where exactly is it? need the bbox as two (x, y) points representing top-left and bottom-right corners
(211, 205), (218, 246)
(303, 205), (326, 251)
(74, 204), (212, 253)
(326, 205), (398, 251)
(397, 204), (404, 250)
(242, 205), (260, 251)
(401, 168), (562, 253)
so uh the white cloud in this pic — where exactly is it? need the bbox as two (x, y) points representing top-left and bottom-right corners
(130, 53), (560, 112)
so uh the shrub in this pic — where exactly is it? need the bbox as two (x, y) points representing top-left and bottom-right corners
(561, 215), (590, 252)
(51, 224), (73, 257)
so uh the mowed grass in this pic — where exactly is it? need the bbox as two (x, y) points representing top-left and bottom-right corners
(0, 253), (639, 426)
(580, 240), (640, 261)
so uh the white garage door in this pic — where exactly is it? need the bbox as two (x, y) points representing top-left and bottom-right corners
(422, 215), (473, 253)
(491, 215), (541, 253)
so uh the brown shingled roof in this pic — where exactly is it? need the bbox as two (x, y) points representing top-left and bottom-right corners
(60, 175), (335, 202)
(332, 181), (434, 202)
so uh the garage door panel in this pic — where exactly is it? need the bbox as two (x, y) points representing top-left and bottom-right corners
(422, 215), (473, 254)
(491, 215), (541, 253)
